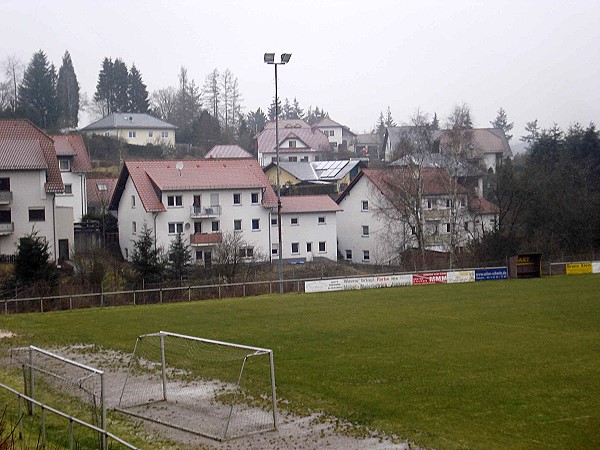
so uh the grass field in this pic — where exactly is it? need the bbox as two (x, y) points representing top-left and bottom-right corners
(1, 275), (599, 450)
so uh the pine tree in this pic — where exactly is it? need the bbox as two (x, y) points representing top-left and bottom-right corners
(14, 230), (58, 286)
(490, 107), (514, 141)
(131, 223), (163, 283)
(431, 112), (440, 130)
(56, 51), (80, 128)
(267, 96), (281, 120)
(166, 232), (191, 281)
(247, 108), (267, 135)
(384, 106), (396, 127)
(127, 64), (149, 113)
(94, 58), (114, 115)
(112, 58), (129, 112)
(520, 119), (540, 150)
(291, 97), (304, 120)
(18, 50), (59, 129)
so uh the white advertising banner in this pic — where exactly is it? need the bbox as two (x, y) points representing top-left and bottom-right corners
(593, 262), (600, 274)
(305, 274), (413, 294)
(447, 270), (476, 284)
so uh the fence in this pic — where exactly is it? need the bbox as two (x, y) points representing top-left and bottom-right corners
(0, 382), (138, 450)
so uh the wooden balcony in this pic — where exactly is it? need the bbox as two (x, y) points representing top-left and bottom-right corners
(190, 205), (222, 218)
(189, 232), (222, 246)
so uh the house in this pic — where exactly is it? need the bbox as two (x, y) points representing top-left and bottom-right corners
(51, 134), (92, 222)
(0, 119), (73, 261)
(81, 113), (177, 147)
(274, 195), (342, 262)
(255, 119), (330, 166)
(350, 133), (381, 159)
(336, 167), (498, 265)
(382, 126), (512, 172)
(263, 159), (363, 193)
(109, 159), (277, 267)
(205, 145), (253, 159)
(313, 117), (356, 151)
(86, 178), (117, 215)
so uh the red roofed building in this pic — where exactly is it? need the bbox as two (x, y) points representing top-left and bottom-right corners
(110, 158), (278, 266)
(255, 119), (331, 166)
(336, 167), (499, 265)
(0, 119), (74, 261)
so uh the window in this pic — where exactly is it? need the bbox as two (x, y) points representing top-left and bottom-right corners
(162, 131), (169, 138)
(239, 247), (254, 258)
(271, 157), (278, 163)
(131, 195), (136, 208)
(446, 199), (453, 208)
(194, 221), (202, 233)
(363, 250), (370, 261)
(132, 221), (137, 234)
(329, 130), (335, 137)
(125, 248), (128, 259)
(234, 219), (242, 231)
(300, 156), (309, 162)
(288, 156), (297, 162)
(96, 182), (107, 191)
(306, 242), (312, 252)
(251, 192), (259, 204)
(291, 217), (299, 226)
(0, 178), (9, 191)
(211, 220), (220, 232)
(252, 218), (260, 230)
(291, 242), (299, 254)
(128, 131), (136, 138)
(233, 193), (241, 205)
(29, 208), (45, 222)
(271, 217), (278, 226)
(63, 184), (73, 195)
(148, 131), (153, 137)
(168, 222), (183, 234)
(464, 222), (469, 232)
(167, 195), (183, 207)
(345, 249), (352, 260)
(445, 223), (451, 233)
(271, 244), (278, 255)
(288, 140), (296, 148)
(104, 131), (110, 137)
(318, 241), (326, 252)
(361, 200), (369, 211)
(195, 250), (203, 261)
(362, 225), (369, 236)
(59, 159), (70, 171)
(426, 199), (432, 209)
(0, 210), (12, 223)
(318, 216), (325, 225)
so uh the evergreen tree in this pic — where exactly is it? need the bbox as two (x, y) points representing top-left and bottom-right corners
(112, 58), (129, 112)
(520, 119), (540, 150)
(127, 64), (149, 113)
(173, 67), (202, 143)
(18, 50), (59, 129)
(94, 57), (114, 115)
(431, 112), (440, 130)
(191, 110), (221, 148)
(247, 108), (267, 135)
(490, 107), (514, 141)
(374, 111), (386, 140)
(14, 230), (58, 287)
(384, 106), (396, 127)
(267, 96), (281, 120)
(56, 51), (80, 128)
(131, 223), (163, 282)
(282, 97), (293, 119)
(291, 97), (304, 120)
(166, 233), (191, 281)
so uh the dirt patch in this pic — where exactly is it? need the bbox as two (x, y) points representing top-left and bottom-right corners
(48, 345), (418, 450)
(0, 330), (16, 339)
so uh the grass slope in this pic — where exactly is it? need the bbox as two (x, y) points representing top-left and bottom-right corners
(1, 275), (599, 450)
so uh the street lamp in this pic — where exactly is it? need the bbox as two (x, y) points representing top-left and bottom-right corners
(264, 52), (292, 294)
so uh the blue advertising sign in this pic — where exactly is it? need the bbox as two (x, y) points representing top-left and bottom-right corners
(475, 267), (508, 281)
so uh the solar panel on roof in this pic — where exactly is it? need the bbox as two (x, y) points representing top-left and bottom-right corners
(328, 167), (343, 178)
(323, 161), (335, 170)
(314, 161), (327, 170)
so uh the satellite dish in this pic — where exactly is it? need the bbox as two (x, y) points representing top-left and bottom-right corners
(176, 161), (184, 176)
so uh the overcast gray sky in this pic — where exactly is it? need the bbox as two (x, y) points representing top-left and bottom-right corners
(2, 0), (599, 148)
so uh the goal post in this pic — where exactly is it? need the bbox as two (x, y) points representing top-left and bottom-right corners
(9, 345), (107, 448)
(116, 331), (278, 441)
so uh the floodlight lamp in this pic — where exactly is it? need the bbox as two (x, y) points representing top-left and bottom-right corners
(281, 53), (292, 64)
(264, 53), (275, 64)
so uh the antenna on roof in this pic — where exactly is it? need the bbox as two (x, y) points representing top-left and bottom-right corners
(175, 161), (184, 176)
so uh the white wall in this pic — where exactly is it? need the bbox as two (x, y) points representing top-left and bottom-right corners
(259, 151), (320, 167)
(117, 177), (153, 261)
(56, 169), (87, 222)
(276, 210), (338, 261)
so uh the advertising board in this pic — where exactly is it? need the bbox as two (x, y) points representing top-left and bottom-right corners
(412, 272), (447, 285)
(475, 267), (508, 281)
(565, 262), (593, 275)
(447, 271), (475, 284)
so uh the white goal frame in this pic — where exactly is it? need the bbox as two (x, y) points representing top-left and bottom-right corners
(116, 330), (278, 441)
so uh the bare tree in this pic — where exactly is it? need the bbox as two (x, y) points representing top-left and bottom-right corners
(151, 86), (177, 121)
(202, 68), (219, 119)
(212, 231), (260, 282)
(2, 55), (24, 111)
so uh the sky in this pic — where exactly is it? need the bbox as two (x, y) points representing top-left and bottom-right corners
(2, 0), (599, 150)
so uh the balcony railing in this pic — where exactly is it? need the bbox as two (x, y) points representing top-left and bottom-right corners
(189, 232), (223, 246)
(0, 222), (14, 234)
(190, 205), (222, 218)
(0, 191), (12, 204)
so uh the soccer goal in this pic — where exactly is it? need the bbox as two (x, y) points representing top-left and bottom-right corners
(10, 345), (106, 446)
(116, 331), (278, 441)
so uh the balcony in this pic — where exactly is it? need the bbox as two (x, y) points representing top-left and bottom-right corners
(0, 191), (12, 204)
(0, 222), (14, 235)
(190, 232), (222, 247)
(190, 205), (222, 218)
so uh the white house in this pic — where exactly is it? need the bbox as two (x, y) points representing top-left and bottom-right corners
(0, 119), (74, 261)
(336, 167), (499, 265)
(255, 119), (330, 166)
(313, 117), (356, 151)
(81, 113), (177, 147)
(109, 159), (278, 267)
(274, 195), (341, 262)
(51, 134), (92, 222)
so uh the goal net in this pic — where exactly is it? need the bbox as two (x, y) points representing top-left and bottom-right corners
(9, 346), (106, 441)
(116, 331), (278, 441)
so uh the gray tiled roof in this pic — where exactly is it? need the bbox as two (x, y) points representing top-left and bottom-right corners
(81, 113), (177, 131)
(205, 145), (253, 159)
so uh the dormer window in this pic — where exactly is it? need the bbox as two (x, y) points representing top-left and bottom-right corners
(59, 159), (71, 171)
(288, 140), (296, 148)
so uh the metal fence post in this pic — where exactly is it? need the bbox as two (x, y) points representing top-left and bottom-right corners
(69, 295), (73, 310)
(160, 288), (163, 303)
(18, 394), (23, 439)
(40, 297), (43, 313)
(133, 290), (136, 306)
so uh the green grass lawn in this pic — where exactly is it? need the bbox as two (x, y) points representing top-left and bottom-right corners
(1, 275), (599, 450)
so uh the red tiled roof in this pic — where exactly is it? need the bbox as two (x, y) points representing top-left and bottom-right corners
(468, 197), (499, 215)
(280, 195), (342, 213)
(190, 232), (222, 245)
(263, 119), (311, 130)
(112, 159), (277, 212)
(436, 128), (512, 158)
(0, 119), (64, 193)
(86, 178), (118, 207)
(256, 127), (330, 155)
(51, 134), (92, 172)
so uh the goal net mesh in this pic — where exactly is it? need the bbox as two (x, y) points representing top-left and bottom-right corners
(117, 332), (277, 441)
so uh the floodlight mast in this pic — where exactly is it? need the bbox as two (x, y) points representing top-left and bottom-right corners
(264, 52), (292, 294)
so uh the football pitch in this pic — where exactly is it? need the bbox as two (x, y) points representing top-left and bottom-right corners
(1, 275), (598, 449)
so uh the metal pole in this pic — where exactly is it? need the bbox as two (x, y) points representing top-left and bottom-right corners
(160, 334), (167, 401)
(101, 372), (107, 450)
(29, 347), (34, 415)
(274, 63), (284, 294)
(269, 350), (279, 430)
